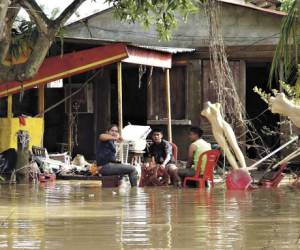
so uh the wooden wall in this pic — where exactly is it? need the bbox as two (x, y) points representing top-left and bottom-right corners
(94, 69), (111, 145)
(155, 58), (247, 160)
(146, 66), (190, 160)
(199, 60), (246, 142)
(148, 66), (187, 120)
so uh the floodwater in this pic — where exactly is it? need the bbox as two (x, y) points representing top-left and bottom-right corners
(0, 181), (300, 250)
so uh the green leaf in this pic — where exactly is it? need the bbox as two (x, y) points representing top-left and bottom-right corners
(105, 0), (197, 40)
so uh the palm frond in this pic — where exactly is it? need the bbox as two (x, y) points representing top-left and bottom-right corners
(268, 0), (298, 87)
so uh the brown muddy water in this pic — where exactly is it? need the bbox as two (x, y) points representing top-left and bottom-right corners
(0, 181), (300, 250)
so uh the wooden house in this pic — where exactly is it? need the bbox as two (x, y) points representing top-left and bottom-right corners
(0, 0), (286, 160)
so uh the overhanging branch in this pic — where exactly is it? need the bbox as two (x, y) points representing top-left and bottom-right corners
(0, 0), (9, 40)
(55, 0), (87, 25)
(0, 0), (89, 84)
(0, 2), (20, 63)
(19, 0), (52, 34)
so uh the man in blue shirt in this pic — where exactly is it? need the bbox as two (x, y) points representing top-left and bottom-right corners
(97, 124), (138, 187)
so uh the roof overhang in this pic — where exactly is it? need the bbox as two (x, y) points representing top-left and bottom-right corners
(220, 0), (286, 16)
(0, 43), (172, 98)
(66, 1), (285, 28)
(124, 46), (171, 68)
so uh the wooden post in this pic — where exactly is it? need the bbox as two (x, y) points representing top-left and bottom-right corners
(38, 84), (45, 117)
(165, 69), (173, 142)
(117, 62), (123, 134)
(68, 114), (73, 154)
(117, 62), (123, 162)
(7, 95), (12, 118)
(67, 78), (73, 155)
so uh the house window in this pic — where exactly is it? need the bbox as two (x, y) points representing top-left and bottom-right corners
(147, 66), (189, 125)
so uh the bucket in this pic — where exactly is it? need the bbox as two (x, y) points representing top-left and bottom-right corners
(39, 173), (56, 182)
(226, 169), (252, 190)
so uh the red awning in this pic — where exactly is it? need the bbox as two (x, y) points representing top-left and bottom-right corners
(124, 46), (172, 68)
(0, 43), (172, 98)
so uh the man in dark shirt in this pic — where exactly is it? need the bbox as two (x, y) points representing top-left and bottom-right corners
(97, 124), (138, 187)
(146, 128), (181, 187)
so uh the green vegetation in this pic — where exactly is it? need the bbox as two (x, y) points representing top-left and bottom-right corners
(279, 0), (296, 12)
(105, 0), (199, 40)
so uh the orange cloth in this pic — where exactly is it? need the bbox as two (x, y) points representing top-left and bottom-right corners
(90, 164), (98, 176)
(19, 116), (26, 126)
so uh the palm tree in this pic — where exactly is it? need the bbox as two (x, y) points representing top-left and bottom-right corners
(269, 0), (299, 88)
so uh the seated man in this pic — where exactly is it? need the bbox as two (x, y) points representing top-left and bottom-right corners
(97, 124), (138, 187)
(141, 128), (181, 187)
(178, 126), (211, 180)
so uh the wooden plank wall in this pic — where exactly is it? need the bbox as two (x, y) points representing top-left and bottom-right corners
(147, 66), (186, 120)
(94, 69), (111, 149)
(186, 59), (202, 126)
(145, 60), (246, 159)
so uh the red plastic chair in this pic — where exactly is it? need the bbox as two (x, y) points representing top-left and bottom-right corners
(139, 142), (178, 187)
(183, 149), (221, 189)
(259, 163), (288, 188)
(169, 142), (178, 161)
(154, 141), (178, 184)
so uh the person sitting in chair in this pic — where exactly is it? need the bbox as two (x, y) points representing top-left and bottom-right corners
(142, 128), (181, 187)
(178, 126), (211, 180)
(96, 124), (138, 187)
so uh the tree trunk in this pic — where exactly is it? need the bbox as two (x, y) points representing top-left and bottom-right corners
(0, 0), (88, 84)
(0, 0), (9, 41)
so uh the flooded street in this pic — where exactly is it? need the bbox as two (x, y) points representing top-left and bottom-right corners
(0, 181), (300, 249)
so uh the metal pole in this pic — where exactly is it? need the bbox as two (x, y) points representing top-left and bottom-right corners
(272, 148), (300, 169)
(165, 69), (172, 142)
(117, 62), (123, 162)
(248, 136), (298, 170)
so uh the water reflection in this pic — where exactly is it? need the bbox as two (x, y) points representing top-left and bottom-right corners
(0, 182), (300, 249)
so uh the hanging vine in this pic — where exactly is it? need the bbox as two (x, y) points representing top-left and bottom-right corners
(205, 0), (276, 163)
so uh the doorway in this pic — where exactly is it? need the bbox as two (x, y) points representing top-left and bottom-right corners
(246, 62), (280, 158)
(110, 66), (148, 126)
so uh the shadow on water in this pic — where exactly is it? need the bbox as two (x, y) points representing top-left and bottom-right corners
(0, 181), (300, 249)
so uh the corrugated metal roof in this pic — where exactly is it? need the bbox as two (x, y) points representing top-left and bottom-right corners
(130, 44), (195, 54)
(62, 37), (195, 54)
(66, 0), (285, 27)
